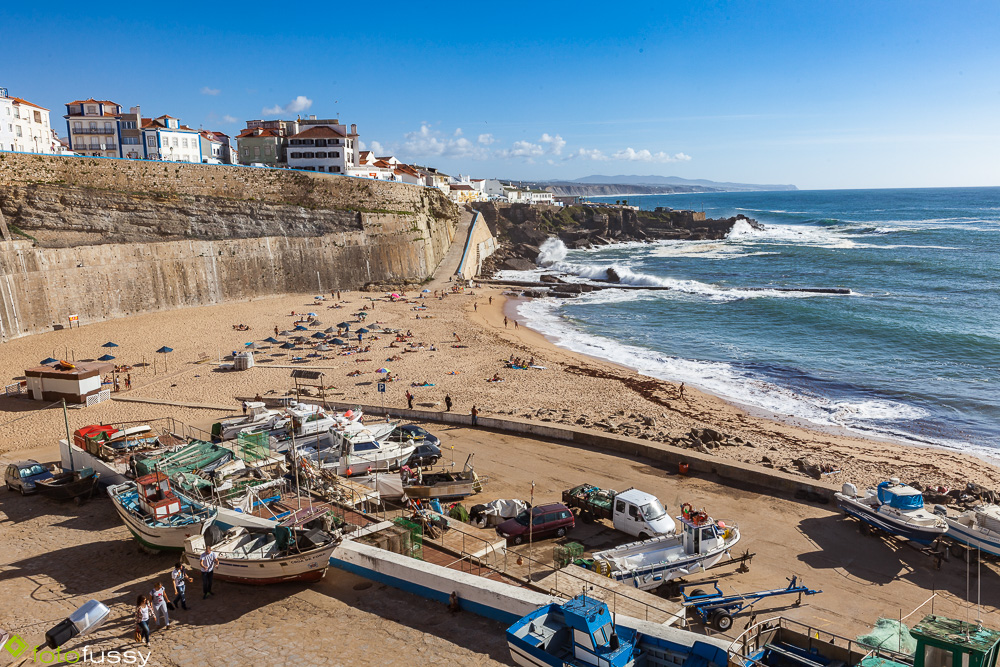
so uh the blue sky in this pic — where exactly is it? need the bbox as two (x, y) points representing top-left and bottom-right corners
(3, 1), (998, 189)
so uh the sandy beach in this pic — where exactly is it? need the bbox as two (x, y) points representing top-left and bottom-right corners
(2, 285), (997, 493)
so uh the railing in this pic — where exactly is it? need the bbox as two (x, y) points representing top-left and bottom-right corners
(78, 145), (117, 152)
(421, 510), (503, 571)
(72, 127), (117, 135)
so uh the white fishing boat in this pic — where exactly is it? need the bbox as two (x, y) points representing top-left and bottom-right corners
(935, 503), (1000, 558)
(297, 423), (412, 476)
(183, 507), (340, 585)
(108, 472), (217, 552)
(590, 505), (740, 591)
(211, 402), (284, 441)
(835, 478), (948, 545)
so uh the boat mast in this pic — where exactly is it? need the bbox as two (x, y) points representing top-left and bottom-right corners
(291, 428), (302, 511)
(62, 399), (74, 471)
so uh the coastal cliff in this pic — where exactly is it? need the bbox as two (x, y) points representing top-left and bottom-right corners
(0, 154), (460, 340)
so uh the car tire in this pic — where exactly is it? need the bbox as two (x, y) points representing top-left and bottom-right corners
(512, 535), (524, 545)
(556, 527), (567, 538)
(638, 533), (650, 541)
(19, 485), (26, 496)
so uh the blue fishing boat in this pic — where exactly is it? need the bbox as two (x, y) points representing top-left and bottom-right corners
(108, 472), (217, 552)
(506, 594), (729, 667)
(835, 478), (947, 545)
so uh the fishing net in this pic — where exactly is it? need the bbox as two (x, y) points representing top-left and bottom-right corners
(857, 618), (917, 655)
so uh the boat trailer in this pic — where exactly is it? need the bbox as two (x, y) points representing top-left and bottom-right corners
(679, 576), (822, 632)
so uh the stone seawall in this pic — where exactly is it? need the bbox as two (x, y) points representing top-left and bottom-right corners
(0, 154), (460, 340)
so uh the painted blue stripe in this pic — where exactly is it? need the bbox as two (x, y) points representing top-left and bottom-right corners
(946, 523), (1000, 557)
(839, 503), (941, 545)
(329, 556), (521, 625)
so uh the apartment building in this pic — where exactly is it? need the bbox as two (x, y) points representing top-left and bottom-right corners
(0, 88), (59, 154)
(236, 119), (298, 166)
(286, 118), (358, 174)
(141, 115), (202, 162)
(64, 98), (123, 157)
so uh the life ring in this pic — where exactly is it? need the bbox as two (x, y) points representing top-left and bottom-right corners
(681, 503), (693, 518)
(692, 511), (708, 525)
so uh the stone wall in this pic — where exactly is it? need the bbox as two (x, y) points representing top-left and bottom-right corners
(0, 154), (460, 340)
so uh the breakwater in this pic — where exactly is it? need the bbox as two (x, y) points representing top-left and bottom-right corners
(0, 154), (459, 340)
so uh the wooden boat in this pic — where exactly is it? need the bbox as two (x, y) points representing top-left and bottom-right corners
(107, 472), (217, 552)
(402, 454), (483, 501)
(183, 506), (340, 585)
(507, 594), (730, 667)
(35, 468), (101, 504)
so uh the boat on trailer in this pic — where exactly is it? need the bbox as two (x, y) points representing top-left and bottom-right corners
(934, 503), (1000, 558)
(835, 478), (948, 545)
(506, 593), (730, 667)
(108, 472), (217, 552)
(183, 506), (340, 585)
(589, 506), (740, 591)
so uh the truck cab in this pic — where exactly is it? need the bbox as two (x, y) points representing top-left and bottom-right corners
(612, 489), (675, 538)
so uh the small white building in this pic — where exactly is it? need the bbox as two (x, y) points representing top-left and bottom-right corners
(64, 98), (123, 158)
(24, 361), (113, 404)
(0, 89), (59, 154)
(142, 115), (202, 162)
(287, 119), (358, 174)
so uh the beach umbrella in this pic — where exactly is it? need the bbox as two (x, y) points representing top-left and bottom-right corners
(312, 320), (324, 326)
(316, 344), (331, 351)
(324, 327), (337, 333)
(376, 367), (390, 374)
(357, 327), (370, 334)
(101, 342), (119, 348)
(308, 312), (317, 317)
(155, 346), (173, 371)
(422, 289), (431, 293)
(311, 332), (326, 339)
(279, 330), (292, 336)
(263, 336), (279, 344)
(40, 357), (58, 365)
(337, 321), (351, 329)
(294, 324), (309, 331)
(332, 338), (346, 345)
(245, 342), (256, 348)
(98, 354), (116, 362)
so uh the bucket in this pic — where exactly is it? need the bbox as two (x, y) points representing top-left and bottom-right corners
(678, 462), (690, 475)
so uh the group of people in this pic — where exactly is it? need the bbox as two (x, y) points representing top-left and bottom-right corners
(231, 323), (251, 331)
(506, 354), (535, 369)
(133, 545), (217, 645)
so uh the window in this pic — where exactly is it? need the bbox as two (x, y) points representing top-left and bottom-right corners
(15, 126), (21, 137)
(147, 136), (156, 147)
(73, 122), (82, 130)
(181, 138), (188, 148)
(318, 166), (325, 172)
(291, 152), (302, 158)
(332, 151), (340, 158)
(253, 147), (260, 156)
(615, 500), (626, 514)
(316, 151), (326, 158)
(315, 139), (326, 147)
(172, 137), (178, 147)
(13, 107), (20, 119)
(122, 121), (136, 129)
(332, 166), (341, 173)
(33, 110), (41, 123)
(89, 122), (97, 130)
(627, 504), (639, 518)
(122, 137), (139, 145)
(87, 105), (97, 114)
(263, 145), (272, 155)
(923, 646), (951, 667)
(104, 122), (113, 132)
(303, 152), (314, 158)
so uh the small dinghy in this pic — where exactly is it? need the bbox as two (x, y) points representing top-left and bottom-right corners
(35, 467), (101, 504)
(935, 503), (1000, 558)
(835, 478), (948, 545)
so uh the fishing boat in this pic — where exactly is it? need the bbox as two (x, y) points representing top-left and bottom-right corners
(107, 472), (217, 552)
(35, 467), (101, 503)
(183, 506), (340, 585)
(589, 506), (740, 591)
(297, 423), (413, 476)
(835, 478), (948, 545)
(402, 454), (483, 500)
(507, 593), (730, 667)
(211, 402), (285, 441)
(729, 613), (1000, 667)
(935, 503), (1000, 558)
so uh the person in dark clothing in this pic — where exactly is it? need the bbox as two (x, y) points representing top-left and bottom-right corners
(406, 390), (414, 409)
(471, 405), (479, 426)
(445, 395), (453, 412)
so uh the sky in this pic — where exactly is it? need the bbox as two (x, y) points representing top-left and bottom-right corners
(3, 1), (999, 190)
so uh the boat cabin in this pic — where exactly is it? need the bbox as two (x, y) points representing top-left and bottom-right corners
(679, 513), (728, 556)
(910, 615), (1000, 667)
(556, 595), (638, 667)
(135, 472), (181, 520)
(877, 481), (925, 511)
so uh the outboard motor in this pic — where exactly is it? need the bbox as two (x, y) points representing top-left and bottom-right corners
(44, 600), (111, 649)
(933, 504), (949, 517)
(841, 483), (858, 497)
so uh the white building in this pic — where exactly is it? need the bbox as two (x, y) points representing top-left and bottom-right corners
(287, 118), (358, 174)
(527, 189), (554, 204)
(0, 89), (60, 154)
(64, 98), (123, 158)
(141, 115), (202, 162)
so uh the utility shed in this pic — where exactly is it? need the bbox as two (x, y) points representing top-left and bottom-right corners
(910, 615), (1000, 667)
(23, 361), (113, 403)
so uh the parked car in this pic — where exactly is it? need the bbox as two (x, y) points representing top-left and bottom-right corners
(5, 460), (54, 495)
(389, 424), (441, 449)
(496, 503), (575, 545)
(405, 443), (442, 468)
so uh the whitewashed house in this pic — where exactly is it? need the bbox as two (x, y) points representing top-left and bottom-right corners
(63, 97), (122, 157)
(141, 115), (202, 162)
(287, 118), (358, 174)
(0, 89), (59, 154)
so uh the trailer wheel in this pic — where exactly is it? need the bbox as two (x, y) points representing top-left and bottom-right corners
(689, 589), (707, 598)
(712, 610), (733, 632)
(581, 511), (594, 524)
(949, 542), (966, 558)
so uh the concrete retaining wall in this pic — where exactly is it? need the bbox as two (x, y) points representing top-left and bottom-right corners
(331, 402), (840, 501)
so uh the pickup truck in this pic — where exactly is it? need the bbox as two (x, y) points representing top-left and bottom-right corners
(562, 484), (675, 539)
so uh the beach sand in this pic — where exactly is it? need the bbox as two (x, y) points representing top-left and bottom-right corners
(1, 286), (998, 493)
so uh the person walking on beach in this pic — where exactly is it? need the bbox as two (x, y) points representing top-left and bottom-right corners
(149, 582), (171, 627)
(125, 373), (131, 390)
(514, 320), (519, 330)
(171, 562), (192, 611)
(274, 325), (279, 337)
(489, 296), (493, 305)
(200, 544), (218, 599)
(241, 400), (248, 416)
(679, 383), (685, 398)
(134, 595), (152, 645)
(504, 316), (508, 328)
(406, 390), (414, 410)
(445, 395), (453, 412)
(471, 405), (479, 426)
(474, 303), (478, 312)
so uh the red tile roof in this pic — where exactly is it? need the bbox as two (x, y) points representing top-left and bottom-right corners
(66, 98), (120, 106)
(237, 128), (281, 138)
(373, 160), (391, 168)
(10, 97), (48, 111)
(291, 126), (347, 139)
(450, 185), (474, 191)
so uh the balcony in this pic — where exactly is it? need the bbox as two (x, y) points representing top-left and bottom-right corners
(78, 145), (118, 152)
(72, 127), (117, 135)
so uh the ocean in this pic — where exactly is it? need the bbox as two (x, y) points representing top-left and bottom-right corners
(502, 187), (1000, 457)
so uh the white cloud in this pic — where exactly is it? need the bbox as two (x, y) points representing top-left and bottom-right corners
(201, 86), (220, 96)
(611, 147), (692, 163)
(400, 124), (488, 159)
(369, 141), (386, 155)
(540, 133), (566, 155)
(222, 114), (238, 123)
(454, 128), (463, 137)
(568, 147), (608, 161)
(477, 133), (496, 145)
(497, 140), (544, 159)
(262, 95), (313, 116)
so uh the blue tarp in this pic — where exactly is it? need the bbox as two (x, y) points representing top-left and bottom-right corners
(877, 482), (924, 510)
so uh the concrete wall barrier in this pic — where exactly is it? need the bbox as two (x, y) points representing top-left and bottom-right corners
(328, 401), (840, 501)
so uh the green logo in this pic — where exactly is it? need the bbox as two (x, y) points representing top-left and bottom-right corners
(3, 633), (27, 658)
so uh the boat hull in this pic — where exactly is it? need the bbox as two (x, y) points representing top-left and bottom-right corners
(35, 473), (101, 502)
(404, 480), (476, 500)
(109, 485), (216, 552)
(836, 494), (947, 545)
(183, 538), (336, 585)
(944, 519), (1000, 558)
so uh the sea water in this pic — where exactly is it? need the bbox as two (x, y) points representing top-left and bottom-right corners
(502, 187), (1000, 456)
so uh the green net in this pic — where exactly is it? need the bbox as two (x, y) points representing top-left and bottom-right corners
(553, 542), (585, 568)
(858, 619), (918, 655)
(237, 432), (270, 462)
(392, 517), (423, 560)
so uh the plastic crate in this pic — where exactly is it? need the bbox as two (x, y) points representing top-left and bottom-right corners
(553, 542), (585, 568)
